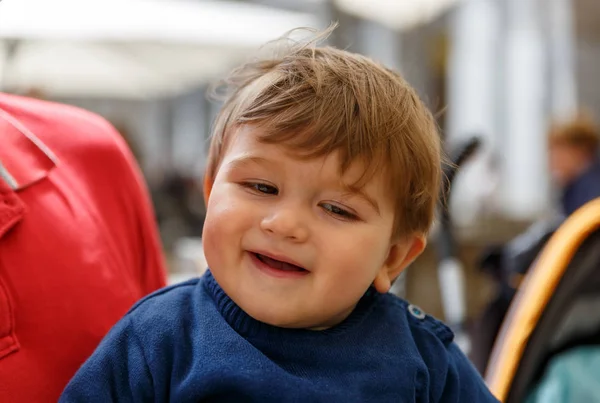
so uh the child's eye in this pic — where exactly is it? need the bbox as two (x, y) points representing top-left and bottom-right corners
(320, 203), (357, 221)
(244, 182), (278, 195)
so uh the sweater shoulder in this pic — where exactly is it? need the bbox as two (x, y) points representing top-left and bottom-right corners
(378, 293), (455, 345)
(125, 278), (202, 328)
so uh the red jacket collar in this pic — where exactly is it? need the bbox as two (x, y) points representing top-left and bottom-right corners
(0, 106), (57, 191)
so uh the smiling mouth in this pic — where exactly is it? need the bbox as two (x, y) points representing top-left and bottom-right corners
(252, 252), (307, 272)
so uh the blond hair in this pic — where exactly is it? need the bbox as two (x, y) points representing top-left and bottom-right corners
(206, 26), (441, 238)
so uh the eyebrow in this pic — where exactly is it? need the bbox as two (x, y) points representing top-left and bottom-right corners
(342, 187), (381, 215)
(225, 155), (274, 171)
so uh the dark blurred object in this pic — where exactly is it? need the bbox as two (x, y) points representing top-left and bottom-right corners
(438, 135), (482, 257)
(470, 217), (562, 374)
(152, 172), (205, 250)
(441, 136), (482, 203)
(434, 135), (482, 353)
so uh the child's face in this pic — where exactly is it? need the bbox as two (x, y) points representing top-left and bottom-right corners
(202, 126), (423, 329)
(548, 143), (592, 186)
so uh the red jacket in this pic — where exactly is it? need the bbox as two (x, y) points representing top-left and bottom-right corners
(0, 94), (167, 402)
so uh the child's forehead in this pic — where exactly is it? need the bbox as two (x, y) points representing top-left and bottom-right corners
(224, 124), (392, 184)
(226, 128), (360, 173)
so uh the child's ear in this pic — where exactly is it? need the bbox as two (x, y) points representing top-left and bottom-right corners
(373, 235), (426, 293)
(203, 175), (213, 206)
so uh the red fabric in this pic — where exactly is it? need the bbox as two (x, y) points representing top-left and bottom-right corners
(0, 93), (167, 402)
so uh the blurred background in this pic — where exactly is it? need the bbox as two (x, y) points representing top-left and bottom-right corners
(0, 0), (596, 321)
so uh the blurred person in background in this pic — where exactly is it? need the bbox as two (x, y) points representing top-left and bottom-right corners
(0, 92), (167, 402)
(470, 110), (600, 374)
(548, 111), (600, 216)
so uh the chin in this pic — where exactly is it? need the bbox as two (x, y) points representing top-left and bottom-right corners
(250, 304), (349, 330)
(242, 302), (314, 329)
(249, 308), (301, 328)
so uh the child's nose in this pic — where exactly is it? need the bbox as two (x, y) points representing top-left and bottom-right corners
(260, 205), (309, 242)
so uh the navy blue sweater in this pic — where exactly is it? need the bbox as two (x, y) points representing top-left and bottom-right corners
(561, 161), (600, 216)
(60, 271), (499, 402)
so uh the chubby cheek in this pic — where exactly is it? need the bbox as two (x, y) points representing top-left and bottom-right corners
(323, 231), (389, 288)
(201, 214), (224, 272)
(202, 186), (249, 269)
(202, 212), (223, 260)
